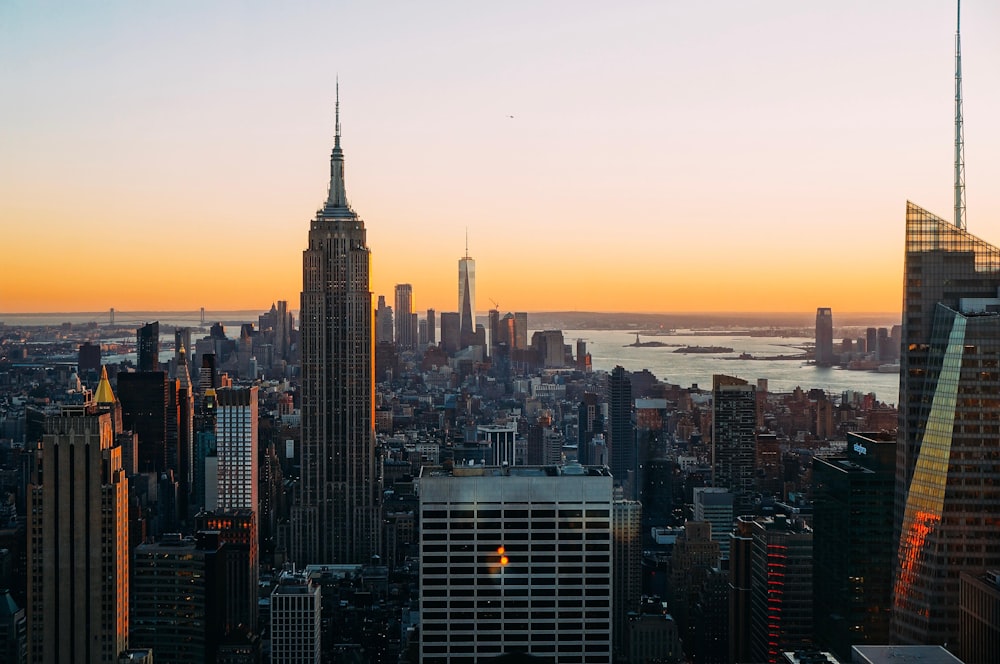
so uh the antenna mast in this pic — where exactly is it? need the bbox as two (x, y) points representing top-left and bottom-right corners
(954, 0), (966, 229)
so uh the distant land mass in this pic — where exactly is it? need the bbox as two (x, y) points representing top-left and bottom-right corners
(0, 310), (901, 332)
(526, 311), (901, 331)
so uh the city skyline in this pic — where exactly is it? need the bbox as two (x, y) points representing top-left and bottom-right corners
(3, 2), (1000, 313)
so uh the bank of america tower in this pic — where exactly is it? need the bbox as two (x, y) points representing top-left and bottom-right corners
(291, 88), (380, 565)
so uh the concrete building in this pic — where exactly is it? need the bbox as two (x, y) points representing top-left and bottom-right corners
(693, 487), (735, 560)
(28, 403), (130, 663)
(712, 375), (756, 513)
(270, 572), (322, 664)
(394, 284), (415, 350)
(815, 307), (834, 366)
(292, 91), (380, 566)
(215, 386), (258, 511)
(749, 516), (814, 664)
(131, 533), (223, 664)
(418, 464), (614, 663)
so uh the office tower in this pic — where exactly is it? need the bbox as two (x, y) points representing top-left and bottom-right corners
(131, 533), (223, 664)
(812, 432), (894, 659)
(118, 371), (169, 473)
(959, 570), (1000, 664)
(728, 517), (754, 664)
(196, 509), (259, 638)
(476, 423), (519, 466)
(174, 327), (191, 371)
(28, 404), (129, 663)
(78, 341), (101, 374)
(270, 572), (321, 664)
(893, 202), (1000, 645)
(668, 521), (721, 643)
(293, 89), (380, 566)
(275, 300), (290, 362)
(607, 365), (635, 498)
(418, 317), (428, 346)
(137, 321), (159, 372)
(693, 487), (735, 559)
(577, 392), (603, 466)
(393, 284), (414, 350)
(215, 386), (258, 511)
(711, 374), (756, 513)
(375, 295), (393, 344)
(815, 307), (834, 366)
(532, 329), (566, 367)
(439, 311), (460, 353)
(514, 312), (528, 349)
(175, 346), (194, 518)
(418, 464), (614, 662)
(866, 327), (877, 357)
(749, 516), (813, 664)
(613, 500), (642, 658)
(458, 244), (476, 348)
(200, 353), (217, 393)
(488, 308), (501, 357)
(426, 308), (436, 345)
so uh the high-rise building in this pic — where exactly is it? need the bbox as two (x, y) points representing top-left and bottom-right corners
(394, 284), (415, 350)
(292, 90), (380, 566)
(693, 487), (735, 560)
(137, 321), (159, 372)
(712, 374), (756, 513)
(270, 572), (321, 664)
(608, 366), (636, 498)
(514, 312), (528, 350)
(749, 516), (813, 664)
(175, 345), (194, 518)
(418, 464), (614, 662)
(458, 247), (476, 349)
(439, 312), (460, 354)
(426, 308), (436, 345)
(215, 386), (258, 511)
(118, 370), (169, 473)
(613, 500), (642, 658)
(196, 509), (259, 638)
(375, 295), (393, 344)
(815, 307), (834, 366)
(131, 533), (223, 664)
(28, 402), (130, 663)
(813, 431), (895, 659)
(893, 202), (1000, 645)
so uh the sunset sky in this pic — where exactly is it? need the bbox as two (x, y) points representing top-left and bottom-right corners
(3, 1), (999, 315)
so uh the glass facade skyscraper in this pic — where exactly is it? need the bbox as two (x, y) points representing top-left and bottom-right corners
(893, 202), (1000, 645)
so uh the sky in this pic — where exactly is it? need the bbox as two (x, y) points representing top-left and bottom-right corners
(2, 1), (999, 315)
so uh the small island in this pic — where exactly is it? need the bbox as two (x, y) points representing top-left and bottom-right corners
(627, 334), (672, 348)
(673, 345), (734, 354)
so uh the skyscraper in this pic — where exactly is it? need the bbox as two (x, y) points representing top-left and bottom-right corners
(608, 365), (635, 498)
(137, 321), (159, 372)
(215, 385), (258, 511)
(418, 464), (614, 662)
(28, 400), (130, 663)
(712, 374), (756, 513)
(458, 243), (476, 349)
(292, 89), (380, 566)
(892, 202), (1000, 645)
(815, 307), (834, 366)
(394, 283), (415, 350)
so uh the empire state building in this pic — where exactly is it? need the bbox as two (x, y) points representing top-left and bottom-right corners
(292, 91), (380, 565)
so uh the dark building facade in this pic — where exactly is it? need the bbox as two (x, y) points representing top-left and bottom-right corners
(712, 375), (756, 513)
(137, 321), (160, 372)
(608, 366), (635, 498)
(813, 431), (895, 658)
(814, 307), (834, 366)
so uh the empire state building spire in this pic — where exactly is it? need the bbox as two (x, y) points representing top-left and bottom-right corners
(325, 78), (350, 212)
